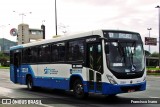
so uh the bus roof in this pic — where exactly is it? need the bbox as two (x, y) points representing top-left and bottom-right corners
(10, 29), (139, 50)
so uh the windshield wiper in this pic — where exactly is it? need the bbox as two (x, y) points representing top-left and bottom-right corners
(128, 41), (136, 65)
(118, 42), (126, 63)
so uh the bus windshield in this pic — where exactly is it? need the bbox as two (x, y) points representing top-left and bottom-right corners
(104, 32), (145, 78)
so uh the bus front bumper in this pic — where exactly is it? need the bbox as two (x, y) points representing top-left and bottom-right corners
(102, 81), (146, 95)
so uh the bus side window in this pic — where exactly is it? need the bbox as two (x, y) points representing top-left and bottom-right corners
(39, 44), (51, 62)
(51, 42), (65, 62)
(52, 44), (58, 62)
(68, 40), (84, 61)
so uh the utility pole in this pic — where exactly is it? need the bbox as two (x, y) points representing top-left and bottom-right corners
(155, 5), (160, 68)
(55, 0), (58, 35)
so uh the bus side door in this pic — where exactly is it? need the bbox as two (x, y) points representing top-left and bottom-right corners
(87, 43), (103, 93)
(13, 51), (22, 83)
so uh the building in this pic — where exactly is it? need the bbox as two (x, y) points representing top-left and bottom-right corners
(0, 38), (17, 53)
(17, 24), (45, 44)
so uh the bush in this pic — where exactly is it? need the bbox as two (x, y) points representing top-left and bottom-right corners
(147, 70), (160, 73)
(0, 52), (9, 67)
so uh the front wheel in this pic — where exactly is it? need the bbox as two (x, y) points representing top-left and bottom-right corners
(105, 94), (117, 98)
(73, 79), (88, 99)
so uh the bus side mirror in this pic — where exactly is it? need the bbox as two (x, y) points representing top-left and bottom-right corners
(105, 45), (109, 54)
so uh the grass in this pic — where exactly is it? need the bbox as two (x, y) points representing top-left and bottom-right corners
(147, 73), (160, 76)
(0, 66), (9, 69)
(146, 67), (160, 76)
(146, 67), (160, 70)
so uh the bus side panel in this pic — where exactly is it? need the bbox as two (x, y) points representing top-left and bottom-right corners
(33, 64), (70, 90)
(34, 77), (69, 90)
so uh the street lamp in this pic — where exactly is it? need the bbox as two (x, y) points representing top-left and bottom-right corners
(155, 5), (160, 68)
(13, 11), (32, 23)
(147, 28), (152, 52)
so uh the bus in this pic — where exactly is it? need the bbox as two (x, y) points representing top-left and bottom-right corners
(10, 30), (146, 98)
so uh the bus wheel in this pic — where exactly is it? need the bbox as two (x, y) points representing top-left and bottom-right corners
(27, 76), (34, 91)
(73, 79), (88, 99)
(105, 94), (117, 98)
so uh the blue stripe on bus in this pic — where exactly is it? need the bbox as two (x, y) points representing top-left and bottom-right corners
(35, 76), (69, 80)
(10, 45), (23, 50)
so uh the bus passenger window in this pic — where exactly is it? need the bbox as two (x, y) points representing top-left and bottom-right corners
(51, 42), (65, 62)
(68, 40), (84, 61)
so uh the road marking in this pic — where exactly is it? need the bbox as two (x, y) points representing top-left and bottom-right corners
(149, 96), (160, 98)
(146, 85), (150, 87)
(0, 87), (54, 107)
(39, 104), (54, 107)
(147, 76), (160, 79)
(0, 87), (13, 94)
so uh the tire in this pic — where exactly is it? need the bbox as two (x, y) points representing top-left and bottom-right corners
(27, 76), (34, 91)
(108, 94), (116, 97)
(105, 94), (117, 98)
(73, 79), (88, 99)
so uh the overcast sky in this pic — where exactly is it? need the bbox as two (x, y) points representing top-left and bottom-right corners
(0, 0), (160, 53)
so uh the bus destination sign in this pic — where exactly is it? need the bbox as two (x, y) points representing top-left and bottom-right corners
(108, 32), (138, 40)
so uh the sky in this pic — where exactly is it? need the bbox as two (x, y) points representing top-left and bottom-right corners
(0, 0), (160, 53)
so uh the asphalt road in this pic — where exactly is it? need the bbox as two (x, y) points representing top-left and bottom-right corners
(0, 69), (160, 107)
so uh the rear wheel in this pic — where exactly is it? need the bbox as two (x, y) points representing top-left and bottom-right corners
(73, 79), (88, 99)
(27, 76), (34, 91)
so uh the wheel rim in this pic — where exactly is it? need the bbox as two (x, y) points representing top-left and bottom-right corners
(28, 78), (32, 89)
(75, 84), (83, 95)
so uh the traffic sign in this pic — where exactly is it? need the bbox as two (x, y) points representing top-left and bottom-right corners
(10, 28), (18, 36)
(145, 37), (157, 46)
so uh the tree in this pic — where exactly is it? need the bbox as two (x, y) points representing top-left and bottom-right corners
(150, 52), (159, 57)
(144, 50), (151, 56)
(0, 52), (9, 66)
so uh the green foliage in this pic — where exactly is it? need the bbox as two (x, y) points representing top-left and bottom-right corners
(144, 50), (151, 56)
(0, 52), (9, 67)
(150, 52), (159, 57)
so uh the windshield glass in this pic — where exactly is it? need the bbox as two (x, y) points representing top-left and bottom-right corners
(106, 41), (144, 73)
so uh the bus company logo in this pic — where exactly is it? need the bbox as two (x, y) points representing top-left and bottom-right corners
(44, 67), (58, 74)
(131, 65), (136, 72)
(86, 38), (96, 42)
(2, 99), (11, 104)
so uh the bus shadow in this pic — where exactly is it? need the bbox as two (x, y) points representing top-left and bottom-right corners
(18, 87), (139, 104)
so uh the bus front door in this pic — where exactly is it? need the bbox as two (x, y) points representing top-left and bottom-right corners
(13, 52), (21, 83)
(87, 43), (103, 93)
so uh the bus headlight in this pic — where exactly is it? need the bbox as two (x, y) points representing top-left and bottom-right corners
(143, 76), (146, 81)
(106, 75), (117, 84)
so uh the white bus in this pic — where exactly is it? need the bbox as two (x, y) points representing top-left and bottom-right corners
(10, 30), (146, 98)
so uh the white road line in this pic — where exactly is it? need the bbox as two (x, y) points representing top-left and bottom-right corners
(146, 85), (150, 87)
(39, 104), (54, 107)
(0, 87), (13, 93)
(147, 76), (160, 78)
(149, 96), (160, 98)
